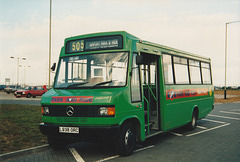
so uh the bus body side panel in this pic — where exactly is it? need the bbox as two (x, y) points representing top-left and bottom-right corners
(162, 85), (214, 131)
(197, 86), (214, 119)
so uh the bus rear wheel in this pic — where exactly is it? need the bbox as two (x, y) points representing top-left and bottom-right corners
(115, 122), (136, 156)
(188, 111), (198, 130)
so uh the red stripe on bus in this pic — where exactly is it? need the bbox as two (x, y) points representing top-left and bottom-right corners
(51, 96), (93, 103)
(166, 88), (209, 101)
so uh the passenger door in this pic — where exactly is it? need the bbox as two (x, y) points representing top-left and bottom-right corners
(140, 53), (160, 131)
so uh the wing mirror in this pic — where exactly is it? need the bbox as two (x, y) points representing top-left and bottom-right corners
(51, 63), (56, 71)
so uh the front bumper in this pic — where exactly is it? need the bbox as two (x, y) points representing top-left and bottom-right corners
(14, 94), (27, 97)
(39, 123), (120, 141)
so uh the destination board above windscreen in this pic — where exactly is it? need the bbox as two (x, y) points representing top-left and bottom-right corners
(66, 35), (123, 53)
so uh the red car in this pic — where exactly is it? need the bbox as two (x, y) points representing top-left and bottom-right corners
(14, 85), (47, 98)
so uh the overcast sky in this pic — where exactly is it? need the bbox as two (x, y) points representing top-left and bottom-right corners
(0, 0), (240, 86)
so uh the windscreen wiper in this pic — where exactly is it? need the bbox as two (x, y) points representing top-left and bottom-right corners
(91, 80), (113, 89)
(64, 82), (89, 89)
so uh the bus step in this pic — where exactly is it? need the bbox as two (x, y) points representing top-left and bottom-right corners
(146, 130), (164, 138)
(145, 121), (154, 131)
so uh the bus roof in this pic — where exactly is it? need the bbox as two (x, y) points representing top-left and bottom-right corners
(64, 31), (210, 62)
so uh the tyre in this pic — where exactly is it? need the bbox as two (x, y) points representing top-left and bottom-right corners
(188, 111), (198, 130)
(47, 136), (68, 149)
(32, 96), (36, 98)
(115, 122), (136, 156)
(26, 94), (31, 98)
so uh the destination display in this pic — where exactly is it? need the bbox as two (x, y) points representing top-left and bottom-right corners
(66, 35), (123, 53)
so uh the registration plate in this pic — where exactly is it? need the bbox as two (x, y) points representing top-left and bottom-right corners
(59, 126), (79, 134)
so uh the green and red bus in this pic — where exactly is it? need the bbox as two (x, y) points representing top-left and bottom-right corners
(39, 31), (214, 155)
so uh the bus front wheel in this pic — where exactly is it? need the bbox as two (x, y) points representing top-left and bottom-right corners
(115, 122), (136, 156)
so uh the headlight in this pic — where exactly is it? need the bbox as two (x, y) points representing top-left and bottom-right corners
(99, 107), (108, 115)
(99, 107), (115, 116)
(22, 92), (25, 94)
(42, 107), (49, 115)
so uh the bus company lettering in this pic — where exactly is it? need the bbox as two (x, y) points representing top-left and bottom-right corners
(51, 96), (93, 103)
(166, 88), (208, 100)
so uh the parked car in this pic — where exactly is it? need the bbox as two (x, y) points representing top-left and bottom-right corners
(0, 85), (6, 91)
(231, 86), (238, 90)
(214, 86), (221, 90)
(14, 85), (48, 98)
(4, 85), (21, 94)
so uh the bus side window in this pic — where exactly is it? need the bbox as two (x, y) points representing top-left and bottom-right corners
(189, 60), (201, 84)
(131, 53), (141, 102)
(201, 62), (211, 84)
(173, 56), (189, 84)
(162, 54), (174, 84)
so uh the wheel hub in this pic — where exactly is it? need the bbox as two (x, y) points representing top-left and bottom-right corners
(125, 129), (131, 146)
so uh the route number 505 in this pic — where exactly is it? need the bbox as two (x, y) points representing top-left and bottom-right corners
(72, 42), (81, 51)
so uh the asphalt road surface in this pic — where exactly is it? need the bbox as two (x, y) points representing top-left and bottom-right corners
(0, 92), (41, 105)
(1, 102), (240, 162)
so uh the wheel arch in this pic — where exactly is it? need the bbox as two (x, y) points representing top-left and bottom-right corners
(27, 93), (32, 98)
(119, 116), (142, 142)
(192, 105), (199, 119)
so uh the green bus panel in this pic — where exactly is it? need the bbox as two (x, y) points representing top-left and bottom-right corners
(161, 85), (214, 131)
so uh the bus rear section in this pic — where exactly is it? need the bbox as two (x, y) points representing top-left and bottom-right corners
(161, 53), (214, 132)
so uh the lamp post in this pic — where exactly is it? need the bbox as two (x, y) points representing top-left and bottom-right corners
(24, 65), (31, 87)
(48, 0), (52, 88)
(224, 20), (240, 99)
(10, 57), (26, 87)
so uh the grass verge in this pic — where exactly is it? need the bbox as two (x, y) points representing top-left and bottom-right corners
(214, 90), (240, 103)
(0, 104), (47, 154)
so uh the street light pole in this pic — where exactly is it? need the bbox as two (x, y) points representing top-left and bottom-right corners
(24, 65), (31, 87)
(224, 20), (240, 99)
(17, 57), (19, 86)
(48, 0), (52, 88)
(10, 57), (26, 87)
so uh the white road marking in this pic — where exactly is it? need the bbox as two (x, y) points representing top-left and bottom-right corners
(69, 148), (85, 162)
(230, 109), (240, 112)
(169, 132), (183, 137)
(0, 144), (49, 157)
(170, 119), (229, 137)
(202, 118), (226, 124)
(220, 111), (240, 115)
(96, 155), (120, 162)
(186, 123), (230, 137)
(208, 114), (240, 120)
(96, 145), (154, 162)
(134, 145), (155, 153)
(197, 126), (208, 129)
(214, 103), (223, 105)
